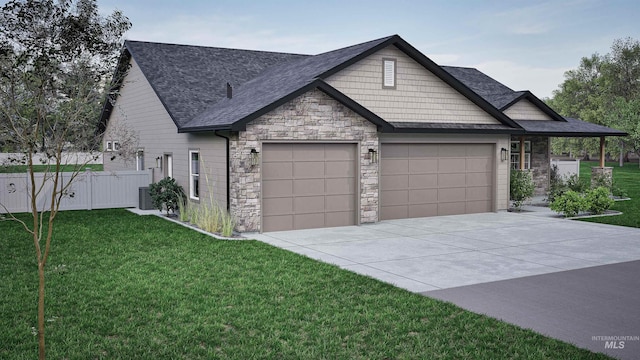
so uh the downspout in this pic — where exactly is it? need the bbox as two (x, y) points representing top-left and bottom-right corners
(214, 131), (231, 211)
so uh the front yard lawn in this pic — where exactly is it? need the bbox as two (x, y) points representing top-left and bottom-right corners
(1, 210), (611, 359)
(579, 161), (640, 228)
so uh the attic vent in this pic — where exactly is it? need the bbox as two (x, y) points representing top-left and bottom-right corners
(382, 58), (396, 89)
(226, 82), (232, 99)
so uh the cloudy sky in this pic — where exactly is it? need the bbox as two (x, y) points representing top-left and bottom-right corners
(98, 0), (640, 99)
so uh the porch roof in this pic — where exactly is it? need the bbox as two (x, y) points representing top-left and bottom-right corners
(515, 118), (628, 137)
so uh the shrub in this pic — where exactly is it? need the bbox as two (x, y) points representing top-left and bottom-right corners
(510, 170), (535, 210)
(149, 177), (185, 215)
(547, 164), (568, 203)
(585, 187), (615, 215)
(550, 190), (588, 217)
(565, 174), (589, 193)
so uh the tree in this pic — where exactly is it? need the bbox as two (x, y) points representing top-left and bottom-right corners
(548, 38), (640, 164)
(0, 1), (131, 359)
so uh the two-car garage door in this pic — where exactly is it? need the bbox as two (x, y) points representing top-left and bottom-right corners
(380, 143), (494, 220)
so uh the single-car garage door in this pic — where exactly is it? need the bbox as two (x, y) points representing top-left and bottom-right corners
(262, 143), (357, 232)
(381, 143), (494, 220)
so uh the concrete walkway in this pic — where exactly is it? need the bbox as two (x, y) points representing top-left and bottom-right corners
(248, 211), (640, 292)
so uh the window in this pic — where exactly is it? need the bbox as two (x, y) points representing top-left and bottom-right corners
(106, 141), (113, 152)
(189, 150), (199, 200)
(510, 141), (531, 170)
(382, 58), (396, 88)
(164, 154), (173, 178)
(136, 149), (144, 171)
(113, 141), (121, 151)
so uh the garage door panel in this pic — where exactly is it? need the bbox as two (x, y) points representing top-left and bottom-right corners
(263, 180), (293, 198)
(263, 215), (293, 232)
(382, 159), (408, 175)
(293, 144), (325, 160)
(467, 144), (493, 157)
(381, 205), (409, 220)
(326, 211), (355, 227)
(439, 158), (466, 173)
(381, 190), (409, 206)
(467, 200), (492, 213)
(408, 174), (438, 189)
(466, 186), (492, 201)
(381, 174), (408, 191)
(408, 204), (438, 218)
(467, 172), (492, 187)
(438, 202), (466, 216)
(263, 198), (293, 216)
(382, 144), (409, 158)
(409, 144), (438, 157)
(438, 144), (467, 157)
(326, 194), (355, 212)
(381, 143), (494, 221)
(409, 159), (438, 174)
(294, 196), (325, 214)
(294, 213), (326, 230)
(438, 188), (467, 202)
(325, 144), (356, 160)
(409, 189), (438, 204)
(325, 161), (355, 178)
(466, 158), (492, 172)
(438, 173), (466, 188)
(263, 144), (292, 162)
(293, 161), (324, 179)
(263, 162), (292, 180)
(325, 178), (355, 195)
(294, 179), (325, 196)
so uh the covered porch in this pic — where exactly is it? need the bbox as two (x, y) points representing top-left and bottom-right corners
(510, 117), (628, 196)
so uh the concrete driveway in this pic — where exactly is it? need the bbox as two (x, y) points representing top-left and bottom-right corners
(249, 211), (640, 292)
(249, 211), (640, 359)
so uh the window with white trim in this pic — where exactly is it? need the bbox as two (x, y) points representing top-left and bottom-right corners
(189, 150), (200, 200)
(510, 141), (531, 170)
(164, 154), (173, 178)
(382, 58), (396, 88)
(106, 141), (113, 152)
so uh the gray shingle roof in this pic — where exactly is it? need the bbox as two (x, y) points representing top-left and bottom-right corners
(516, 118), (627, 137)
(181, 36), (395, 131)
(441, 66), (524, 109)
(125, 41), (308, 128)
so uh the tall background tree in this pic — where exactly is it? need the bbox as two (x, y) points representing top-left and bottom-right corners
(548, 37), (640, 165)
(0, 1), (131, 358)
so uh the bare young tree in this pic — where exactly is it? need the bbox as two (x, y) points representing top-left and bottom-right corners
(0, 1), (131, 358)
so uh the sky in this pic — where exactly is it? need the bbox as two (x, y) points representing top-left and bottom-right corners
(96, 0), (640, 99)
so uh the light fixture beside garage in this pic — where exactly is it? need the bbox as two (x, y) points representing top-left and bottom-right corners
(250, 148), (260, 166)
(368, 148), (378, 163)
(501, 147), (509, 162)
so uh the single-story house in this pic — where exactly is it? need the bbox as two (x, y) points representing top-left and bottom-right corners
(100, 34), (626, 232)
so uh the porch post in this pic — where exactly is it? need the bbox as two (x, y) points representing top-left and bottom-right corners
(599, 136), (605, 168)
(519, 136), (525, 170)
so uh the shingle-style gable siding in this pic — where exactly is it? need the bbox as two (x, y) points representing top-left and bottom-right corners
(504, 99), (553, 121)
(326, 45), (501, 125)
(103, 58), (227, 209)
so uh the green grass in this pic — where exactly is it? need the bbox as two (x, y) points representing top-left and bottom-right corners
(578, 161), (640, 227)
(0, 210), (611, 359)
(0, 163), (103, 173)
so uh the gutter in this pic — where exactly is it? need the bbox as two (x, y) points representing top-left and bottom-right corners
(214, 130), (231, 211)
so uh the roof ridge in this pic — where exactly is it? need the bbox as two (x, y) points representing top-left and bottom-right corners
(124, 39), (311, 57)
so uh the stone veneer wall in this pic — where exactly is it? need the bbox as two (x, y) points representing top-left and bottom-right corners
(229, 89), (379, 232)
(530, 137), (550, 196)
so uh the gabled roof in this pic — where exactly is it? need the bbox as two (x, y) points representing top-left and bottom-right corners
(101, 35), (626, 138)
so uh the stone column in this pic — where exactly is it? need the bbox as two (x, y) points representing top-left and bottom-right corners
(591, 166), (613, 189)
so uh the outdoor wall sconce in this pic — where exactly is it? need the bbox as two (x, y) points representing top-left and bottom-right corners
(368, 148), (378, 163)
(500, 147), (509, 162)
(156, 156), (162, 169)
(250, 148), (260, 166)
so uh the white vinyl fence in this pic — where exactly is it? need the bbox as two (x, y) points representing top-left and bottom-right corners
(0, 169), (151, 214)
(551, 159), (580, 179)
